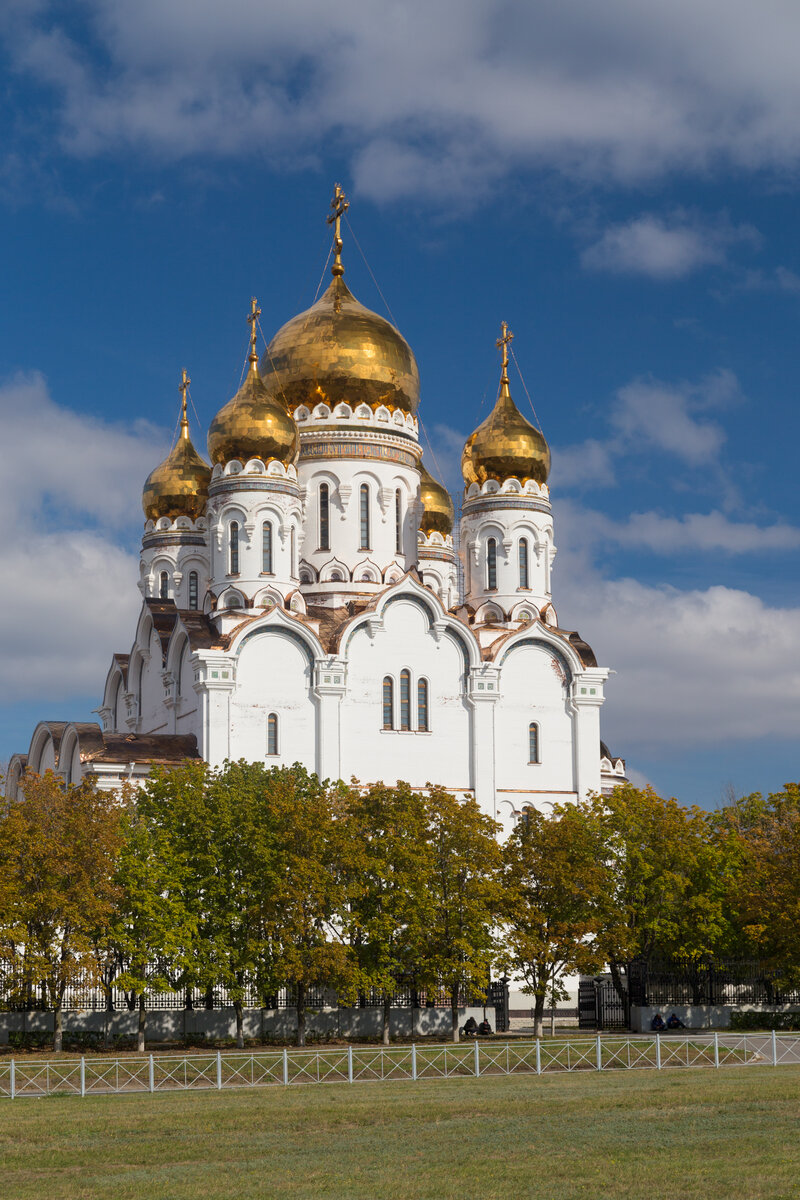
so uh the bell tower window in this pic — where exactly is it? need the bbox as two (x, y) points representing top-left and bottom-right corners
(262, 522), (273, 574)
(229, 522), (239, 575)
(360, 484), (371, 551)
(188, 571), (199, 610)
(159, 571), (169, 600)
(319, 484), (330, 551)
(487, 538), (497, 591)
(395, 488), (402, 554)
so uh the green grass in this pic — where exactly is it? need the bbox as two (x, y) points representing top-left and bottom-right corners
(1, 1066), (799, 1199)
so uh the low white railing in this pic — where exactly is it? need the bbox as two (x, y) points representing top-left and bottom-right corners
(1, 1033), (797, 1099)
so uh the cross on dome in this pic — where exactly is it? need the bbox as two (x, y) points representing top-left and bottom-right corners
(179, 367), (191, 438)
(327, 183), (349, 278)
(247, 297), (262, 370)
(496, 321), (513, 387)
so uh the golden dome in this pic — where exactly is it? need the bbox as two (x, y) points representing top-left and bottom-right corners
(208, 299), (299, 467)
(142, 373), (211, 521)
(261, 186), (419, 415)
(418, 462), (454, 536)
(462, 324), (550, 487)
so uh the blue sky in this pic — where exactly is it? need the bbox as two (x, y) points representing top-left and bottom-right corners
(0, 1), (798, 805)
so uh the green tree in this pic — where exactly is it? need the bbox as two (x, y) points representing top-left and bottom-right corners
(344, 781), (431, 1044)
(0, 772), (123, 1052)
(500, 803), (608, 1037)
(412, 787), (501, 1042)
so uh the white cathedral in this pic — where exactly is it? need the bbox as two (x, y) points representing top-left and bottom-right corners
(7, 189), (626, 830)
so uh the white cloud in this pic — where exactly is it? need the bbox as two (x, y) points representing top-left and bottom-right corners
(5, 2), (800, 199)
(609, 369), (739, 466)
(0, 372), (167, 701)
(562, 503), (800, 555)
(581, 214), (759, 279)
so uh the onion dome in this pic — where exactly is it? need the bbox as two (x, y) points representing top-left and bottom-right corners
(142, 370), (211, 521)
(419, 462), (454, 536)
(461, 323), (550, 487)
(261, 184), (420, 416)
(208, 298), (299, 467)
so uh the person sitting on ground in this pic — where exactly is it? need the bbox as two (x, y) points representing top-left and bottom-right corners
(478, 1018), (492, 1036)
(462, 1016), (478, 1037)
(651, 1012), (666, 1031)
(666, 1012), (686, 1029)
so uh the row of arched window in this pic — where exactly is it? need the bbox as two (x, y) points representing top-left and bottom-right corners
(382, 671), (429, 732)
(318, 484), (404, 554)
(227, 521), (296, 577)
(484, 537), (531, 592)
(159, 570), (200, 610)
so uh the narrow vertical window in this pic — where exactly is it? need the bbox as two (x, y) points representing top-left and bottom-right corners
(519, 538), (529, 589)
(176, 640), (187, 698)
(262, 522), (273, 573)
(487, 538), (497, 590)
(188, 571), (199, 610)
(417, 678), (429, 731)
(159, 571), (169, 600)
(290, 527), (296, 577)
(360, 483), (371, 550)
(319, 484), (330, 550)
(137, 658), (144, 717)
(395, 488), (402, 554)
(382, 677), (394, 729)
(400, 669), (411, 731)
(229, 522), (239, 574)
(267, 713), (278, 755)
(529, 722), (540, 764)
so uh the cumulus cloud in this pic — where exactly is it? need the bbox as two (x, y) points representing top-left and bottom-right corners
(563, 503), (800, 555)
(0, 372), (166, 701)
(581, 213), (759, 279)
(5, 2), (800, 199)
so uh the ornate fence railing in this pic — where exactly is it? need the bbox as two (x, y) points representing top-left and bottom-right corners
(1, 1032), (798, 1100)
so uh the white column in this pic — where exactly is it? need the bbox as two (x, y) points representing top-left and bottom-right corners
(467, 667), (500, 820)
(313, 661), (347, 780)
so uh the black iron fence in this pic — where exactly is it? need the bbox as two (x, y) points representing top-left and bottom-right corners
(629, 958), (800, 1008)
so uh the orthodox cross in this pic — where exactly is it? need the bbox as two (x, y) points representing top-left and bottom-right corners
(179, 367), (191, 437)
(496, 321), (513, 385)
(247, 296), (262, 367)
(327, 183), (349, 278)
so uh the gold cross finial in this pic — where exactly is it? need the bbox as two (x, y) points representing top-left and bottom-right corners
(327, 182), (349, 278)
(179, 368), (191, 439)
(496, 321), (513, 389)
(247, 296), (261, 371)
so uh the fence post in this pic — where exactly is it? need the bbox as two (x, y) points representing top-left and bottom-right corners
(411, 1042), (417, 1081)
(148, 1054), (154, 1094)
(216, 1051), (222, 1090)
(772, 1029), (777, 1066)
(474, 1039), (480, 1077)
(10, 1058), (15, 1100)
(596, 1035), (602, 1071)
(80, 1056), (86, 1098)
(535, 1039), (541, 1076)
(714, 1032), (719, 1068)
(348, 1045), (353, 1084)
(282, 1047), (289, 1087)
(656, 1034), (661, 1070)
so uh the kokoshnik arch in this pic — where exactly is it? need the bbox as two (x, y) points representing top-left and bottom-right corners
(7, 186), (627, 831)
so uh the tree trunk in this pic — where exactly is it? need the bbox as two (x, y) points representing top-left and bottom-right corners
(137, 993), (146, 1053)
(234, 999), (244, 1049)
(382, 993), (391, 1046)
(451, 988), (459, 1043)
(296, 982), (306, 1047)
(533, 992), (546, 1039)
(53, 1001), (63, 1054)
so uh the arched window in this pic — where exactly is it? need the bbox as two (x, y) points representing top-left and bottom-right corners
(487, 538), (497, 590)
(382, 677), (394, 729)
(225, 593), (240, 609)
(400, 669), (411, 731)
(319, 484), (330, 551)
(267, 713), (278, 756)
(176, 640), (188, 698)
(360, 483), (371, 550)
(519, 538), (529, 590)
(229, 522), (239, 575)
(529, 722), (540, 764)
(290, 527), (296, 577)
(113, 677), (122, 729)
(262, 522), (273, 574)
(395, 488), (402, 554)
(137, 658), (144, 717)
(188, 571), (199, 610)
(417, 678), (429, 731)
(159, 571), (169, 600)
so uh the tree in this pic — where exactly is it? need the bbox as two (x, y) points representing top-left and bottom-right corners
(412, 787), (501, 1042)
(500, 803), (608, 1037)
(0, 772), (124, 1052)
(344, 781), (431, 1044)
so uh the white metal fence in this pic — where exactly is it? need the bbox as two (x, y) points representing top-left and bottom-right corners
(1, 1033), (798, 1100)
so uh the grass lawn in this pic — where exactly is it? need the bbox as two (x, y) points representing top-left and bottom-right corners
(1, 1066), (798, 1200)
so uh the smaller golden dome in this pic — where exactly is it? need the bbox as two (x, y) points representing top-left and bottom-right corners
(208, 298), (299, 468)
(462, 323), (550, 487)
(419, 462), (454, 536)
(142, 372), (211, 521)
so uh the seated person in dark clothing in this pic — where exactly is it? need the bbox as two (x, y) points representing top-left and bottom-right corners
(651, 1012), (666, 1031)
(462, 1016), (478, 1037)
(478, 1018), (492, 1036)
(666, 1012), (686, 1029)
